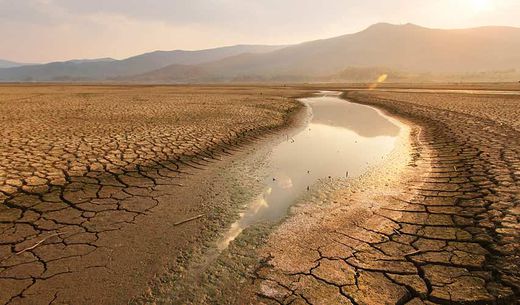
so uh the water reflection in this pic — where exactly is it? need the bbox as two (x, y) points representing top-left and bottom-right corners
(310, 97), (400, 137)
(217, 92), (401, 250)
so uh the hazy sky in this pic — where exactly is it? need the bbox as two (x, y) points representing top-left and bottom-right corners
(1, 0), (519, 63)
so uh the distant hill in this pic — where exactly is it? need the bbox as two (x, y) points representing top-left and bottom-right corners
(2, 23), (520, 82)
(0, 59), (30, 69)
(61, 58), (116, 64)
(0, 45), (284, 81)
(127, 23), (520, 83)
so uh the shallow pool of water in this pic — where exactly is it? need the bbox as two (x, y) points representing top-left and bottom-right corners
(217, 91), (401, 249)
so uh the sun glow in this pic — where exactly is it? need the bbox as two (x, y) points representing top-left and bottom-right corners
(471, 0), (493, 12)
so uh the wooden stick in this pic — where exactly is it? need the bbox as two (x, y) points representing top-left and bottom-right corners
(173, 214), (204, 226)
(16, 231), (69, 255)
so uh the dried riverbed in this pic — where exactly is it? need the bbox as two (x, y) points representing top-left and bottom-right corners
(143, 88), (520, 305)
(252, 89), (520, 305)
(0, 85), (307, 305)
(2, 85), (518, 305)
(142, 91), (407, 304)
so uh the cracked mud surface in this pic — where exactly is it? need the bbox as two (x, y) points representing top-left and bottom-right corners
(0, 84), (305, 305)
(252, 90), (520, 305)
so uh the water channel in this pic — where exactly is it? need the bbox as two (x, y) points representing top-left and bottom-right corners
(217, 91), (402, 249)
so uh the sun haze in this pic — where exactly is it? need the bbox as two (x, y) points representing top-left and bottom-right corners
(471, 0), (493, 12)
(1, 0), (519, 63)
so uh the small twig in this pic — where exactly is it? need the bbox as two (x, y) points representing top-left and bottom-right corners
(393, 228), (402, 236)
(16, 231), (69, 255)
(173, 214), (204, 226)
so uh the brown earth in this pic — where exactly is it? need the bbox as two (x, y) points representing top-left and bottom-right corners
(252, 90), (520, 305)
(0, 84), (306, 305)
(1, 84), (520, 305)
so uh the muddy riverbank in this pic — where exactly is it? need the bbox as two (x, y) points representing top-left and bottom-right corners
(0, 85), (308, 305)
(249, 89), (520, 304)
(135, 91), (409, 304)
(141, 88), (520, 305)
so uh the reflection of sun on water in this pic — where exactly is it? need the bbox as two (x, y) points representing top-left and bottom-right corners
(217, 188), (272, 250)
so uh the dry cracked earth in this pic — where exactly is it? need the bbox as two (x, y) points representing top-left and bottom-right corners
(0, 84), (304, 305)
(253, 90), (520, 305)
(1, 84), (520, 305)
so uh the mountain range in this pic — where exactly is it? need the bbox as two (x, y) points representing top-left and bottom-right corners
(1, 23), (520, 82)
(0, 45), (283, 82)
(0, 59), (31, 69)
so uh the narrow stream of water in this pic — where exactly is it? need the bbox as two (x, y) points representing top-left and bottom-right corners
(217, 91), (402, 249)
